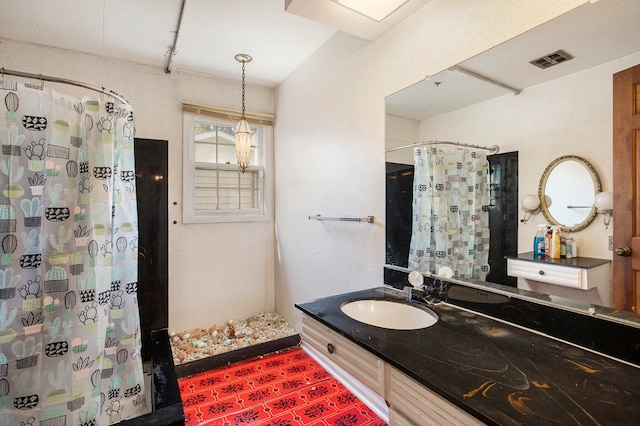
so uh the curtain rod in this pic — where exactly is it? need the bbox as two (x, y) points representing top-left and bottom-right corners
(385, 141), (500, 154)
(449, 65), (521, 96)
(1, 67), (129, 104)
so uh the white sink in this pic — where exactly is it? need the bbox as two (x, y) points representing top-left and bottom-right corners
(340, 299), (438, 330)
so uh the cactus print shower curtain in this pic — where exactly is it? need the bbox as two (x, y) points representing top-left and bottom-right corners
(0, 83), (146, 425)
(408, 146), (490, 280)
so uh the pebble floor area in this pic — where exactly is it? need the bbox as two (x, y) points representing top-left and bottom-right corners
(170, 312), (298, 365)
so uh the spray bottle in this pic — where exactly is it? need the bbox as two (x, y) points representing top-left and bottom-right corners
(534, 224), (547, 256)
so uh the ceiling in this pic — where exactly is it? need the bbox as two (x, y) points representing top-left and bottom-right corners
(0, 0), (428, 87)
(386, 0), (640, 121)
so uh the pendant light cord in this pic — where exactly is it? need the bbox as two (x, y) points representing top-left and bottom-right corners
(234, 53), (251, 118)
(241, 61), (246, 118)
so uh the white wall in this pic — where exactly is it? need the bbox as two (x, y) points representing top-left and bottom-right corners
(420, 51), (640, 260)
(274, 0), (589, 331)
(1, 38), (276, 332)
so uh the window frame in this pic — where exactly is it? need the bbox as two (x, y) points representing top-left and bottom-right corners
(182, 112), (273, 223)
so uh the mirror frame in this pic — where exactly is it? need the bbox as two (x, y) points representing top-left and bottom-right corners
(538, 155), (601, 232)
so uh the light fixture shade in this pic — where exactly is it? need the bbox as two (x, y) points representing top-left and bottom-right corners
(521, 194), (540, 211)
(593, 191), (613, 211)
(235, 118), (253, 173)
(335, 0), (408, 21)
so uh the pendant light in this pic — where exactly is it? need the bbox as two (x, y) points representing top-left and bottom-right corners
(234, 53), (253, 173)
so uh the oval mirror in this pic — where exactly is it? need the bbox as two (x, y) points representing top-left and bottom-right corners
(538, 155), (601, 232)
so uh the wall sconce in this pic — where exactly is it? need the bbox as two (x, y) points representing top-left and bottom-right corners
(520, 194), (541, 223)
(593, 191), (613, 229)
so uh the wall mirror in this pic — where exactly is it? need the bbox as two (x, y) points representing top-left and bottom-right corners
(384, 0), (640, 326)
(539, 155), (601, 232)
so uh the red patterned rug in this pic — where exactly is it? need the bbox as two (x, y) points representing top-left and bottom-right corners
(179, 346), (388, 425)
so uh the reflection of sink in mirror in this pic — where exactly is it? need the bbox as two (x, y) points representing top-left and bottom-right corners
(340, 299), (437, 330)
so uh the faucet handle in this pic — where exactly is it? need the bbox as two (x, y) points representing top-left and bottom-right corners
(403, 286), (413, 301)
(408, 271), (424, 287)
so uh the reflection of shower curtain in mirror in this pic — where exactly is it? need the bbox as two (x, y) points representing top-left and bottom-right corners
(0, 83), (146, 424)
(408, 146), (490, 280)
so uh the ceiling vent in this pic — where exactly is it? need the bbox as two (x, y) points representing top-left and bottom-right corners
(529, 50), (574, 69)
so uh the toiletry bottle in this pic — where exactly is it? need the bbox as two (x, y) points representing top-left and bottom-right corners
(551, 226), (561, 259)
(560, 233), (567, 259)
(566, 235), (573, 259)
(545, 226), (553, 258)
(571, 239), (578, 258)
(534, 225), (546, 256)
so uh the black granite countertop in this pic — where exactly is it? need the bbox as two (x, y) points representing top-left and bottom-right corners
(506, 252), (611, 269)
(295, 287), (640, 426)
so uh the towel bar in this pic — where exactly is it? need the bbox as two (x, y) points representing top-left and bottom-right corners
(309, 215), (374, 224)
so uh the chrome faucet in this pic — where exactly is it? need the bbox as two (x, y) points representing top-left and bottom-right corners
(403, 275), (449, 305)
(403, 285), (428, 302)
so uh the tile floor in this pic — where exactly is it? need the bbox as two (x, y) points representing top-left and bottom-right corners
(178, 347), (387, 425)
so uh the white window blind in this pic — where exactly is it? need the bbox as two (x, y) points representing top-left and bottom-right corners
(182, 107), (273, 223)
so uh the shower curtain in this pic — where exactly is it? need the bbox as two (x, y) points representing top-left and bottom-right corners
(408, 146), (490, 280)
(0, 83), (146, 424)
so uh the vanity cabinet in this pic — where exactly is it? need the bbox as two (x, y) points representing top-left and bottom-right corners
(386, 367), (484, 426)
(302, 315), (384, 395)
(388, 408), (415, 426)
(302, 315), (485, 425)
(297, 287), (640, 426)
(506, 252), (611, 305)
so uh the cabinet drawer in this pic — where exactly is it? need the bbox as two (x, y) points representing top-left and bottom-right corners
(302, 316), (384, 395)
(386, 367), (485, 426)
(507, 258), (584, 288)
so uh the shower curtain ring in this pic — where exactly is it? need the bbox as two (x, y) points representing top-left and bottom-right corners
(38, 74), (44, 90)
(1, 68), (4, 85)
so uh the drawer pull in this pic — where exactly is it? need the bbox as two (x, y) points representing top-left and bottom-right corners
(327, 343), (335, 354)
(538, 270), (545, 275)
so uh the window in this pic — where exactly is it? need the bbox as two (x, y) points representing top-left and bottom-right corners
(183, 108), (273, 223)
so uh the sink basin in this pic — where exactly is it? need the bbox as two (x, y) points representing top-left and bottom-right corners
(340, 299), (438, 330)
